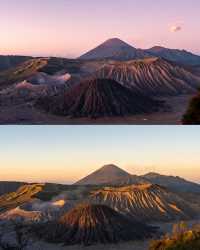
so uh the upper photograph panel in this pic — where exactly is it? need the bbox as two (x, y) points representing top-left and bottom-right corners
(0, 0), (200, 125)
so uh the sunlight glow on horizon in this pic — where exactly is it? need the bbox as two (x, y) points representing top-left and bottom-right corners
(0, 126), (200, 184)
(0, 0), (200, 57)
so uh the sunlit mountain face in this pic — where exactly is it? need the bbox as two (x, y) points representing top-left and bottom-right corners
(0, 164), (200, 249)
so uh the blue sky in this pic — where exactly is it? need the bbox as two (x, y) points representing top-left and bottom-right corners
(0, 126), (199, 183)
(0, 0), (199, 57)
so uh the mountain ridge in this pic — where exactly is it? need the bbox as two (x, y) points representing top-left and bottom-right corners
(38, 203), (154, 245)
(79, 38), (150, 61)
(36, 78), (161, 118)
(75, 164), (149, 185)
(89, 184), (198, 222)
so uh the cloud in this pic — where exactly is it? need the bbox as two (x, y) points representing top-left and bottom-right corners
(170, 25), (182, 32)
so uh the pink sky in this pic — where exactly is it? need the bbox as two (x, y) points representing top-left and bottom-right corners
(0, 0), (199, 57)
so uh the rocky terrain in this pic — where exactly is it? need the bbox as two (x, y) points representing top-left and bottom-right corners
(38, 204), (154, 246)
(37, 79), (162, 118)
(89, 184), (198, 222)
(0, 184), (44, 213)
(1, 39), (200, 124)
(0, 165), (200, 249)
(96, 57), (200, 96)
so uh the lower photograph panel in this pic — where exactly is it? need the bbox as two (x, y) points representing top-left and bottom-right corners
(0, 126), (199, 250)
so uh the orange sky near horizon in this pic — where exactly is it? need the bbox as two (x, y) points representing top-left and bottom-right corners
(0, 126), (200, 184)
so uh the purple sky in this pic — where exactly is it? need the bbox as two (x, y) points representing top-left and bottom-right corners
(0, 0), (199, 57)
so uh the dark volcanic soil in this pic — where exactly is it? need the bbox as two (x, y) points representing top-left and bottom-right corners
(0, 94), (193, 124)
(36, 78), (161, 118)
(39, 204), (154, 246)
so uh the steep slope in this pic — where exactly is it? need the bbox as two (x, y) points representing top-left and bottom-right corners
(143, 173), (200, 193)
(37, 78), (161, 118)
(96, 57), (200, 96)
(0, 199), (75, 224)
(75, 164), (149, 186)
(39, 203), (154, 245)
(147, 46), (200, 66)
(0, 55), (31, 72)
(79, 38), (150, 61)
(0, 57), (83, 90)
(0, 58), (48, 90)
(0, 184), (44, 213)
(0, 207), (42, 223)
(89, 184), (198, 222)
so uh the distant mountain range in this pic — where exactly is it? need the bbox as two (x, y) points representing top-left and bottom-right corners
(146, 46), (200, 66)
(1, 40), (200, 122)
(0, 165), (200, 248)
(75, 164), (200, 193)
(143, 172), (200, 193)
(0, 167), (199, 234)
(76, 164), (149, 186)
(79, 38), (200, 66)
(79, 38), (150, 61)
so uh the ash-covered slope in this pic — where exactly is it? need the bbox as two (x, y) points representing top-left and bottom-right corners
(0, 57), (82, 90)
(37, 78), (161, 118)
(75, 164), (149, 186)
(146, 46), (200, 66)
(89, 184), (198, 222)
(96, 57), (200, 96)
(79, 38), (150, 61)
(0, 184), (44, 213)
(0, 207), (42, 223)
(40, 204), (154, 245)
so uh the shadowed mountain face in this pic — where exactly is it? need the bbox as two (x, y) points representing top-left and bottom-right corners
(89, 184), (198, 222)
(143, 173), (200, 193)
(0, 182), (26, 196)
(0, 55), (31, 72)
(37, 78), (161, 118)
(75, 164), (148, 186)
(79, 38), (150, 61)
(146, 46), (200, 66)
(96, 57), (200, 96)
(182, 89), (200, 124)
(40, 203), (154, 246)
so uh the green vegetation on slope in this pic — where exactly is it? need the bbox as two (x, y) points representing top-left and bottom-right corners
(183, 90), (200, 124)
(150, 222), (200, 250)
